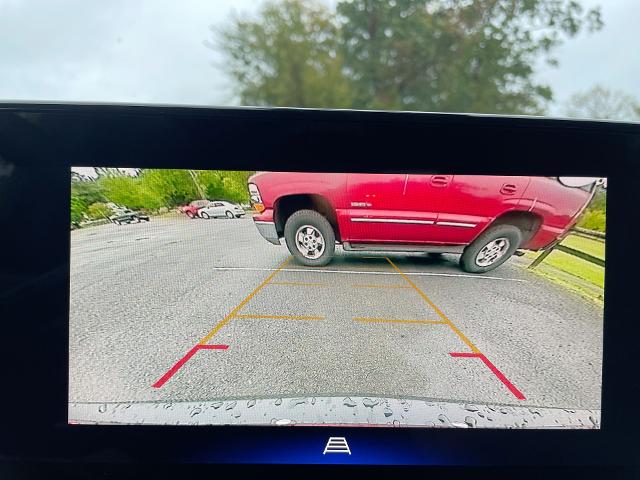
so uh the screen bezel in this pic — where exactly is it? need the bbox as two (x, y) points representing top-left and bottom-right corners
(1, 103), (638, 468)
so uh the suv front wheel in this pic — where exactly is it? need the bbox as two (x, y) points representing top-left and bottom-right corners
(459, 224), (522, 273)
(284, 210), (335, 267)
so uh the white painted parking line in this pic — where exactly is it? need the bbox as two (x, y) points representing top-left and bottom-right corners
(208, 266), (528, 283)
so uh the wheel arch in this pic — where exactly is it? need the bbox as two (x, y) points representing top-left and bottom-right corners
(273, 194), (341, 241)
(481, 210), (543, 247)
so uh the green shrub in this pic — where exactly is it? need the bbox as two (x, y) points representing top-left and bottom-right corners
(70, 196), (86, 226)
(577, 209), (606, 232)
(86, 202), (113, 220)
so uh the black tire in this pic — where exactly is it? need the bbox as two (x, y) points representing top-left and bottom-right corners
(459, 224), (522, 273)
(225, 210), (234, 219)
(284, 209), (335, 267)
(200, 211), (210, 219)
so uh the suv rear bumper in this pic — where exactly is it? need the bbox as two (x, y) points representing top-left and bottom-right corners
(254, 220), (280, 245)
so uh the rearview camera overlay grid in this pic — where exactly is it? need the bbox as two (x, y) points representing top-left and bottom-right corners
(69, 169), (604, 428)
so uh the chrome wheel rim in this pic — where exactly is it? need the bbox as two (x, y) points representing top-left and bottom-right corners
(295, 225), (325, 259)
(475, 237), (510, 267)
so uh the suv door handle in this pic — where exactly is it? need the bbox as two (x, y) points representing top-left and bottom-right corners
(500, 183), (518, 195)
(430, 175), (451, 187)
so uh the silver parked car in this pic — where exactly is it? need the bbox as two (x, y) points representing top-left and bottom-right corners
(198, 200), (245, 219)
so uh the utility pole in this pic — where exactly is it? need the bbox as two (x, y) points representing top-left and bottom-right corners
(188, 170), (206, 199)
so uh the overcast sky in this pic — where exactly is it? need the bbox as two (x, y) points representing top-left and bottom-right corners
(1, 0), (638, 115)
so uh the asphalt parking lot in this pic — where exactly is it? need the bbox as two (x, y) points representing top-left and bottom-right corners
(69, 215), (603, 413)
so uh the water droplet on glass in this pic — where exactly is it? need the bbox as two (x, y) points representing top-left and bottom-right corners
(289, 398), (307, 407)
(343, 397), (357, 407)
(383, 407), (393, 417)
(275, 398), (282, 406)
(232, 411), (241, 418)
(247, 399), (256, 408)
(464, 416), (477, 428)
(190, 407), (202, 417)
(211, 401), (223, 409)
(500, 408), (509, 414)
(98, 404), (107, 413)
(363, 398), (379, 408)
(225, 401), (237, 411)
(275, 418), (293, 425)
(311, 397), (316, 405)
(437, 414), (450, 424)
(392, 420), (401, 426)
(589, 415), (599, 427)
(464, 404), (479, 412)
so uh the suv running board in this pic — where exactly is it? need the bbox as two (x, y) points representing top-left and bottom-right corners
(343, 242), (465, 254)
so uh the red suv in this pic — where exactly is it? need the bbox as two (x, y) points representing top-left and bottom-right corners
(248, 173), (597, 273)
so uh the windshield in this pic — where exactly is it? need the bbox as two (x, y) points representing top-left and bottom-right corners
(17, 0), (610, 429)
(1, 1), (638, 121)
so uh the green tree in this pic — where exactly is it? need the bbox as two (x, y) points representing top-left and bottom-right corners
(139, 169), (199, 207)
(216, 0), (602, 114)
(337, 0), (601, 114)
(196, 170), (226, 199)
(564, 85), (640, 121)
(94, 167), (135, 178)
(71, 179), (106, 205)
(100, 176), (161, 210)
(214, 0), (352, 107)
(196, 170), (253, 203)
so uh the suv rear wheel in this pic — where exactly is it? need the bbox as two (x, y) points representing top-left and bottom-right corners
(284, 209), (335, 267)
(459, 224), (522, 273)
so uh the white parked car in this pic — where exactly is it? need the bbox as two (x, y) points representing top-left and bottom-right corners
(198, 200), (245, 219)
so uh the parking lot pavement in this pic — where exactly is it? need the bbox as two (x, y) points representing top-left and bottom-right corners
(69, 216), (603, 410)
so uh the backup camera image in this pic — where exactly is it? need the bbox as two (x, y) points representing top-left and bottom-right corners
(69, 169), (605, 428)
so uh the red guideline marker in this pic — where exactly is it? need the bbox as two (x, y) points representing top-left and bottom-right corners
(450, 352), (526, 400)
(152, 344), (229, 388)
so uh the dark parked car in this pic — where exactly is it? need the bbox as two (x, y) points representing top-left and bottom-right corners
(110, 210), (150, 225)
